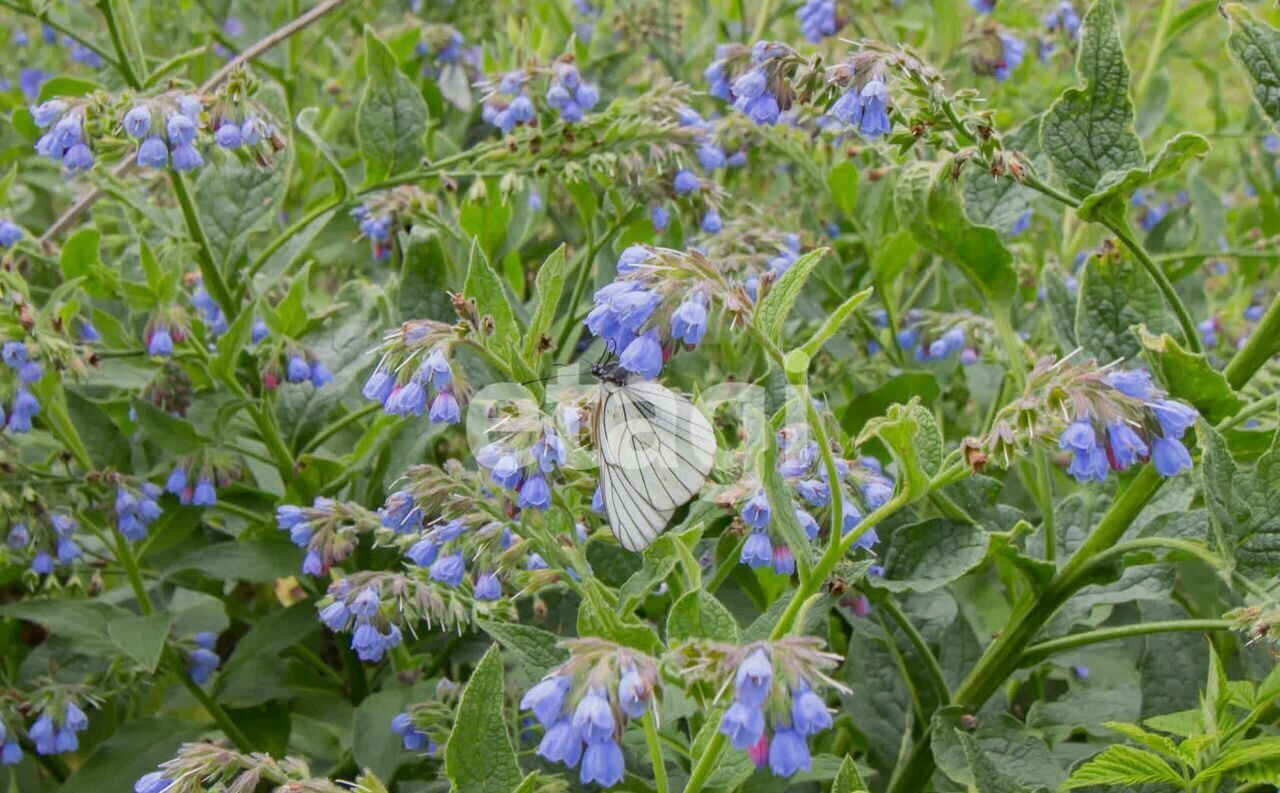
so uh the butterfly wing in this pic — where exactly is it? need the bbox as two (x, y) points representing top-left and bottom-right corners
(595, 380), (716, 552)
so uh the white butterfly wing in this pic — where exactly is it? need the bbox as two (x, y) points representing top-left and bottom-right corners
(595, 380), (716, 552)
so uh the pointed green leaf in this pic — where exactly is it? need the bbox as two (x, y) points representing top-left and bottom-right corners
(1041, 0), (1145, 198)
(296, 107), (352, 196)
(1138, 326), (1244, 422)
(856, 398), (940, 501)
(445, 644), (522, 793)
(1077, 132), (1210, 222)
(357, 26), (428, 184)
(522, 245), (567, 360)
(1225, 4), (1280, 127)
(1075, 251), (1180, 361)
(956, 730), (1047, 793)
(1060, 744), (1184, 789)
(798, 286), (874, 358)
(107, 612), (172, 673)
(876, 518), (989, 593)
(1198, 421), (1280, 578)
(832, 756), (870, 793)
(667, 590), (740, 644)
(755, 248), (828, 344)
(463, 240), (522, 359)
(475, 619), (568, 681)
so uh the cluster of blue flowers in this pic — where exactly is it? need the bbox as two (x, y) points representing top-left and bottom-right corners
(282, 350), (333, 389)
(546, 61), (600, 123)
(405, 519), (471, 589)
(318, 582), (404, 662)
(796, 0), (838, 42)
(521, 649), (657, 787)
(29, 702), (90, 756)
(121, 97), (205, 170)
(114, 482), (164, 542)
(190, 279), (228, 336)
(910, 325), (974, 364)
(278, 498), (341, 576)
(1043, 1), (1082, 39)
(0, 219), (22, 247)
(415, 26), (464, 68)
(994, 32), (1027, 81)
(483, 70), (535, 134)
(363, 347), (460, 423)
(476, 425), (566, 512)
(584, 246), (709, 378)
(729, 43), (788, 125)
(351, 202), (397, 262)
(718, 647), (832, 777)
(145, 321), (183, 357)
(187, 632), (221, 684)
(2, 341), (42, 433)
(740, 431), (889, 573)
(19, 514), (82, 574)
(827, 74), (892, 138)
(164, 463), (217, 506)
(670, 106), (745, 233)
(32, 101), (94, 171)
(1057, 369), (1197, 482)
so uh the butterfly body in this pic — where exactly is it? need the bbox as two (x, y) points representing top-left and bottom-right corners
(590, 369), (716, 552)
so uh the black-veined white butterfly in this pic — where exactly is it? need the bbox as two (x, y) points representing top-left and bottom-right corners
(589, 362), (717, 552)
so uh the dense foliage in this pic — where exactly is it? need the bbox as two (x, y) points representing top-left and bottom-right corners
(2, 0), (1280, 791)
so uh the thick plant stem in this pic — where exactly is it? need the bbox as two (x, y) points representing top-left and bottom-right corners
(169, 170), (237, 320)
(879, 596), (950, 701)
(1020, 619), (1231, 665)
(97, 0), (143, 89)
(1225, 292), (1280, 390)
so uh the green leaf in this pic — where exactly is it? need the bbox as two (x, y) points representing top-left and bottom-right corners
(691, 705), (755, 791)
(1040, 0), (1145, 198)
(463, 240), (522, 360)
(667, 590), (740, 644)
(36, 76), (103, 102)
(961, 118), (1042, 233)
(212, 301), (257, 386)
(60, 228), (118, 298)
(841, 372), (940, 435)
(956, 730), (1047, 793)
(828, 160), (859, 217)
(357, 26), (429, 184)
(875, 518), (989, 593)
(856, 398), (940, 502)
(894, 159), (1016, 302)
(798, 286), (874, 358)
(0, 599), (128, 653)
(617, 540), (679, 614)
(275, 262), (310, 337)
(755, 248), (827, 345)
(353, 683), (434, 782)
(522, 244), (567, 360)
(832, 756), (870, 793)
(1194, 737), (1280, 783)
(475, 619), (568, 681)
(399, 229), (456, 320)
(167, 536), (302, 582)
(1225, 4), (1280, 128)
(762, 429), (815, 576)
(107, 612), (172, 673)
(1198, 421), (1280, 578)
(1138, 326), (1244, 422)
(1102, 721), (1182, 759)
(1076, 133), (1210, 222)
(295, 107), (352, 196)
(1059, 744), (1184, 789)
(932, 709), (1064, 790)
(577, 580), (662, 653)
(130, 397), (209, 454)
(445, 644), (523, 793)
(1074, 251), (1180, 361)
(60, 718), (203, 793)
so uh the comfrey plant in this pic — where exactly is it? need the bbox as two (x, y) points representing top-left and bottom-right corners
(3, 2), (1280, 793)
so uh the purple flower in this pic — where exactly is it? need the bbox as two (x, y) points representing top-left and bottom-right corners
(674, 169), (699, 194)
(429, 391), (461, 424)
(214, 123), (242, 149)
(537, 718), (583, 767)
(522, 675), (572, 726)
(795, 478), (829, 507)
(1151, 401), (1198, 440)
(136, 136), (169, 168)
(148, 326), (174, 356)
(490, 453), (523, 490)
(63, 143), (94, 172)
(1107, 422), (1149, 470)
(135, 773), (173, 793)
(309, 360), (333, 388)
(517, 473), (551, 510)
(701, 209), (723, 234)
(166, 113), (196, 146)
(474, 571), (501, 600)
(697, 144), (727, 170)
(1058, 418), (1096, 452)
(1067, 444), (1109, 483)
(768, 728), (811, 776)
(772, 545), (795, 576)
(428, 552), (465, 587)
(791, 683), (832, 736)
(580, 739), (624, 786)
(617, 244), (652, 274)
(406, 537), (439, 567)
(351, 587), (380, 618)
(319, 601), (350, 631)
(171, 144), (203, 171)
(286, 355), (310, 383)
(1152, 437), (1192, 477)
(363, 369), (395, 403)
(619, 329), (663, 379)
(0, 220), (22, 248)
(192, 478), (216, 506)
(795, 507), (819, 539)
(670, 295), (707, 345)
(650, 205), (670, 230)
(741, 531), (773, 569)
(862, 480), (893, 510)
(741, 489), (771, 529)
(734, 648), (773, 708)
(720, 701), (765, 749)
(123, 105), (152, 137)
(617, 665), (649, 718)
(857, 79), (891, 138)
(571, 686), (614, 744)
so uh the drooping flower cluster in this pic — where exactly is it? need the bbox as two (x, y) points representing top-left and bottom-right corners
(483, 70), (535, 134)
(895, 311), (985, 364)
(584, 245), (725, 378)
(992, 31), (1027, 82)
(121, 94), (207, 171)
(673, 638), (846, 778)
(475, 422), (567, 514)
(521, 639), (659, 787)
(265, 347), (332, 391)
(973, 358), (1201, 481)
(163, 458), (223, 506)
(143, 314), (187, 357)
(277, 498), (379, 576)
(135, 742), (357, 793)
(728, 42), (795, 126)
(545, 60), (600, 123)
(114, 480), (165, 542)
(2, 340), (42, 433)
(825, 59), (892, 139)
(0, 721), (18, 765)
(28, 701), (91, 756)
(0, 219), (23, 248)
(415, 24), (466, 76)
(31, 100), (95, 171)
(189, 278), (228, 336)
(187, 632), (221, 684)
(797, 0), (838, 42)
(362, 319), (464, 423)
(7, 513), (82, 575)
(350, 186), (431, 262)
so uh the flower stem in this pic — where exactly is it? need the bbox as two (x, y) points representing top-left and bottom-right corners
(1020, 619), (1230, 666)
(96, 0), (143, 90)
(643, 710), (670, 793)
(169, 170), (237, 321)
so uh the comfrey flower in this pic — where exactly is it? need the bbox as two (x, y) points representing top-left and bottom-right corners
(1044, 1), (1082, 39)
(826, 72), (892, 138)
(731, 64), (782, 125)
(317, 581), (404, 662)
(115, 482), (164, 542)
(190, 279), (228, 336)
(672, 638), (844, 778)
(797, 0), (837, 42)
(2, 340), (42, 384)
(391, 711), (434, 752)
(33, 104), (95, 172)
(475, 426), (564, 513)
(187, 632), (220, 684)
(546, 61), (600, 123)
(416, 24), (465, 76)
(0, 721), (19, 765)
(994, 32), (1027, 81)
(350, 186), (428, 261)
(363, 321), (464, 424)
(164, 462), (219, 506)
(30, 701), (91, 756)
(0, 220), (23, 248)
(521, 639), (659, 787)
(483, 70), (535, 134)
(278, 497), (378, 576)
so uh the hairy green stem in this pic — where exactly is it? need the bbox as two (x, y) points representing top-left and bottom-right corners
(1020, 619), (1231, 666)
(1225, 292), (1280, 390)
(643, 710), (670, 793)
(169, 171), (237, 320)
(302, 402), (381, 454)
(878, 595), (950, 702)
(97, 0), (143, 89)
